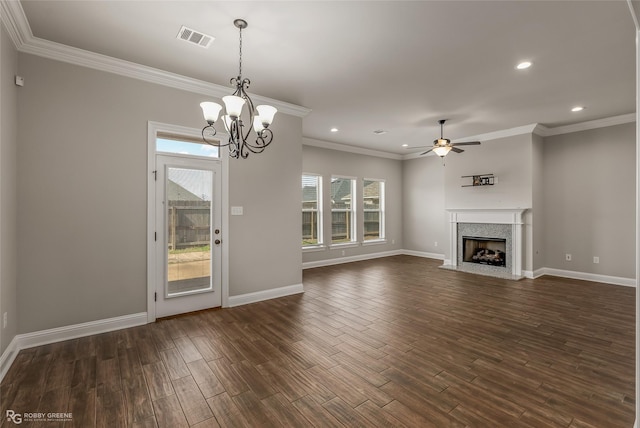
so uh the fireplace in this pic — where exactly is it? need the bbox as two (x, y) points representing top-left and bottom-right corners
(444, 209), (527, 279)
(463, 236), (506, 267)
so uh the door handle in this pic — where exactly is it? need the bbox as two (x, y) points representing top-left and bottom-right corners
(214, 239), (221, 245)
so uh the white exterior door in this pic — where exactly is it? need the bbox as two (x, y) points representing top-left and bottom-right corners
(155, 154), (222, 317)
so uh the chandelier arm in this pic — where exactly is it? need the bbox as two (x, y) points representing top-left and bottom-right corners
(243, 129), (274, 153)
(201, 125), (232, 148)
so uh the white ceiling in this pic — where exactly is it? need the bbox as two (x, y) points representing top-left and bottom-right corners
(15, 0), (637, 154)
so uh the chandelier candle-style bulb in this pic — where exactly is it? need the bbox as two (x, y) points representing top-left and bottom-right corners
(253, 116), (263, 133)
(222, 95), (245, 119)
(256, 105), (277, 127)
(200, 102), (223, 125)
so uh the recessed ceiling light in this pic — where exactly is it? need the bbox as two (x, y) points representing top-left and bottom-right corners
(330, 128), (339, 133)
(401, 144), (409, 147)
(571, 106), (585, 112)
(516, 61), (532, 70)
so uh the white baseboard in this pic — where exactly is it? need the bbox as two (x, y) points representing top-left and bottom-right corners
(0, 312), (147, 382)
(539, 268), (636, 287)
(0, 336), (19, 382)
(227, 283), (304, 307)
(302, 250), (404, 269)
(402, 250), (445, 260)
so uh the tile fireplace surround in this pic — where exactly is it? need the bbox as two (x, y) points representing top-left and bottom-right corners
(443, 209), (527, 280)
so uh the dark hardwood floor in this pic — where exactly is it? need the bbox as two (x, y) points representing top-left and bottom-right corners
(1, 256), (635, 427)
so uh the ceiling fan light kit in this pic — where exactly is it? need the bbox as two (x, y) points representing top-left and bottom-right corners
(407, 119), (482, 164)
(200, 19), (277, 159)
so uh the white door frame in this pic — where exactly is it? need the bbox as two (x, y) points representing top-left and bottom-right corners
(147, 121), (230, 323)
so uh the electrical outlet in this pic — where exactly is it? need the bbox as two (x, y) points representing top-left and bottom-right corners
(3, 312), (7, 329)
(434, 241), (438, 247)
(391, 239), (395, 245)
(341, 250), (346, 256)
(565, 254), (572, 261)
(593, 256), (599, 264)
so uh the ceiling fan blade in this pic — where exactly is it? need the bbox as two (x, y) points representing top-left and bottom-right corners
(451, 141), (481, 146)
(420, 148), (434, 155)
(405, 145), (434, 149)
(451, 147), (465, 153)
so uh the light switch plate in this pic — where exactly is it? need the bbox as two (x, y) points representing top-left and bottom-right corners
(231, 206), (243, 216)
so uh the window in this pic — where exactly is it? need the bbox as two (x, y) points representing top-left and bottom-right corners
(302, 174), (322, 246)
(156, 132), (219, 158)
(363, 179), (385, 241)
(331, 176), (356, 244)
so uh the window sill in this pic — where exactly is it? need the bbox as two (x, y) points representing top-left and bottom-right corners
(361, 239), (387, 246)
(302, 245), (327, 253)
(329, 242), (360, 250)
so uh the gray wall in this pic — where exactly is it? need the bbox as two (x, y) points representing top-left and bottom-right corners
(443, 133), (535, 272)
(17, 53), (302, 333)
(229, 113), (302, 295)
(402, 155), (446, 256)
(401, 123), (635, 279)
(541, 122), (635, 278)
(302, 143), (403, 264)
(1, 22), (18, 355)
(443, 133), (533, 210)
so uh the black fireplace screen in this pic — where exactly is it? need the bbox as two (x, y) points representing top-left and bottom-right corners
(463, 236), (506, 267)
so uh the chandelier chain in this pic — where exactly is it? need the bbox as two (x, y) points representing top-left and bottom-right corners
(238, 25), (243, 78)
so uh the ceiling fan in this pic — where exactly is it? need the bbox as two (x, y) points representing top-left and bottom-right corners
(408, 119), (481, 157)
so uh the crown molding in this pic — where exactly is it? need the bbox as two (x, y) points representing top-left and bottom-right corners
(0, 0), (311, 118)
(534, 113), (636, 137)
(303, 138), (403, 160)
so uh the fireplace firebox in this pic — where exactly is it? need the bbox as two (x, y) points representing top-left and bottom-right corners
(463, 236), (507, 267)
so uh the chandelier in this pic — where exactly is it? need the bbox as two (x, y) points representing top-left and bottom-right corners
(200, 19), (277, 159)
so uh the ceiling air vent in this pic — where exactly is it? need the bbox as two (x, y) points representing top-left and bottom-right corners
(177, 25), (214, 48)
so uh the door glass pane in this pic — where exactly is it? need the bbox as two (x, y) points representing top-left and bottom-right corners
(166, 167), (213, 297)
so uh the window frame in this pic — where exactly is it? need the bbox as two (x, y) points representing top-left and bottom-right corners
(330, 175), (358, 247)
(301, 173), (324, 249)
(362, 178), (386, 245)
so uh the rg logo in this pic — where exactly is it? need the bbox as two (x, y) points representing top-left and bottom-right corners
(6, 410), (22, 424)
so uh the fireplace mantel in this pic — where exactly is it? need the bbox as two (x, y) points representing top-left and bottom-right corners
(445, 208), (528, 279)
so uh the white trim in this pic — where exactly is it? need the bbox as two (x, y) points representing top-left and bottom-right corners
(446, 209), (527, 277)
(147, 121), (230, 319)
(534, 113), (636, 137)
(0, 1), (310, 119)
(227, 284), (304, 307)
(361, 239), (387, 246)
(303, 249), (403, 269)
(539, 268), (636, 287)
(0, 312), (147, 382)
(303, 138), (403, 160)
(329, 242), (359, 249)
(402, 250), (445, 260)
(302, 245), (327, 253)
(531, 268), (546, 279)
(0, 336), (19, 382)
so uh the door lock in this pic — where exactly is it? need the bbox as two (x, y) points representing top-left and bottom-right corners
(214, 229), (220, 235)
(214, 239), (221, 245)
